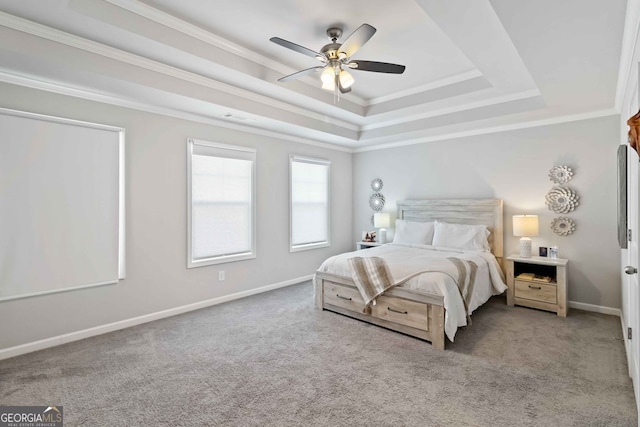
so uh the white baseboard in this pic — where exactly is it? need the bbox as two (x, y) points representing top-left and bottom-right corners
(568, 300), (622, 317)
(0, 275), (313, 361)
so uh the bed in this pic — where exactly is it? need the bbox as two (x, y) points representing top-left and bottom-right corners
(314, 199), (507, 350)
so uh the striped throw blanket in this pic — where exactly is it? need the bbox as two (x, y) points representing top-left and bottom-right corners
(348, 256), (479, 321)
(446, 257), (478, 324)
(347, 257), (394, 313)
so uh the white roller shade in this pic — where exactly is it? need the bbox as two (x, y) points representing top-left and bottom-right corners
(0, 108), (125, 301)
(188, 139), (256, 267)
(290, 156), (330, 251)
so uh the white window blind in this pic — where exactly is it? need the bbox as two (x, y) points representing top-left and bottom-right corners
(290, 156), (330, 251)
(0, 108), (125, 302)
(188, 139), (256, 267)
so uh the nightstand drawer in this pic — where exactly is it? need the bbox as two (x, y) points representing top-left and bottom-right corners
(515, 280), (557, 304)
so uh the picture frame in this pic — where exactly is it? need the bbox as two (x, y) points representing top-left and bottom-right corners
(363, 230), (377, 242)
(618, 145), (628, 249)
(539, 247), (548, 257)
(549, 246), (559, 259)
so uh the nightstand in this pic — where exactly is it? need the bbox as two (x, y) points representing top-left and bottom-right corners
(505, 255), (568, 317)
(356, 242), (383, 250)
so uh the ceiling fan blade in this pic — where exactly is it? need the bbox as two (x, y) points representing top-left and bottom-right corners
(347, 60), (406, 74)
(339, 24), (376, 58)
(277, 66), (325, 82)
(270, 37), (324, 60)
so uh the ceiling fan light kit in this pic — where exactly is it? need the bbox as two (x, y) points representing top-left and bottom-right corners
(270, 23), (405, 102)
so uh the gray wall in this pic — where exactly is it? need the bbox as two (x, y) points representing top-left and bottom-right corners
(0, 80), (623, 351)
(0, 82), (353, 350)
(353, 115), (621, 309)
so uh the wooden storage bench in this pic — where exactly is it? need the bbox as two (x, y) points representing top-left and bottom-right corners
(314, 272), (446, 350)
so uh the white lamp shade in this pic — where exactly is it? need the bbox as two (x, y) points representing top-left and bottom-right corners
(513, 215), (539, 237)
(374, 212), (391, 228)
(339, 69), (354, 89)
(321, 68), (335, 91)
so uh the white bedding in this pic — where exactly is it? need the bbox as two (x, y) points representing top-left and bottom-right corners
(315, 243), (507, 342)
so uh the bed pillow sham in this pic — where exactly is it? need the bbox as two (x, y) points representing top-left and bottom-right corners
(392, 220), (435, 245)
(432, 220), (490, 251)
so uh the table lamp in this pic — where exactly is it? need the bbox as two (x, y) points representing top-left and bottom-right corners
(513, 215), (539, 258)
(374, 212), (391, 244)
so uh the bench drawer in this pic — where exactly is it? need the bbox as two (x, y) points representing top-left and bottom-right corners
(323, 282), (365, 313)
(371, 295), (429, 331)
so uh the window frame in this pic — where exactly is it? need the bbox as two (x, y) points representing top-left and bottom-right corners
(289, 155), (331, 253)
(187, 138), (257, 268)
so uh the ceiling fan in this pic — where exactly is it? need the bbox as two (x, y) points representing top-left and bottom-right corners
(270, 24), (406, 94)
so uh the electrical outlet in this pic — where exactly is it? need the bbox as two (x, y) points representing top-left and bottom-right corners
(218, 271), (225, 281)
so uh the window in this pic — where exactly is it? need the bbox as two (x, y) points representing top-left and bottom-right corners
(187, 139), (256, 268)
(290, 156), (330, 252)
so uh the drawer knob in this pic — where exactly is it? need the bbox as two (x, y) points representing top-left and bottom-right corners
(528, 285), (542, 290)
(336, 294), (352, 301)
(625, 266), (638, 275)
(388, 306), (408, 315)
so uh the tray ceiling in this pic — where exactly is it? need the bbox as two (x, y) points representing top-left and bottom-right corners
(0, 0), (628, 150)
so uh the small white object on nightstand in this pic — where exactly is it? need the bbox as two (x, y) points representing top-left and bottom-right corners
(512, 215), (539, 258)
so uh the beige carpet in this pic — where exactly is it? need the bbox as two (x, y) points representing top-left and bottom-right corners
(0, 282), (636, 426)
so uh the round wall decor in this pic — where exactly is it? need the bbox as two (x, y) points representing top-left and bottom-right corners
(369, 193), (385, 211)
(371, 178), (383, 192)
(545, 187), (579, 213)
(548, 165), (574, 184)
(551, 217), (576, 236)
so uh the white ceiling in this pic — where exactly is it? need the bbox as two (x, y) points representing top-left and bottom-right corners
(0, 0), (629, 150)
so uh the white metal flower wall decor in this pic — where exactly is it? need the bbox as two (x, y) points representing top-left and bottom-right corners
(545, 187), (579, 214)
(369, 193), (385, 211)
(548, 165), (574, 184)
(544, 165), (578, 235)
(551, 217), (576, 236)
(368, 178), (385, 225)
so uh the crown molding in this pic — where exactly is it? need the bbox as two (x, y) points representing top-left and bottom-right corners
(0, 10), (358, 132)
(360, 89), (542, 131)
(103, 0), (296, 77)
(354, 108), (618, 152)
(615, 0), (640, 112)
(0, 70), (354, 153)
(365, 70), (483, 106)
(0, 69), (619, 156)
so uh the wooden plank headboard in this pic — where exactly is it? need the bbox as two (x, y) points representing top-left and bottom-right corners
(396, 199), (504, 257)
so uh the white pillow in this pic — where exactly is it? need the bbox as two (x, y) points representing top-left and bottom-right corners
(432, 221), (490, 251)
(392, 220), (435, 245)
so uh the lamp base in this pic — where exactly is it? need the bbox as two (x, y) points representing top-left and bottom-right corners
(378, 228), (387, 244)
(519, 237), (532, 258)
